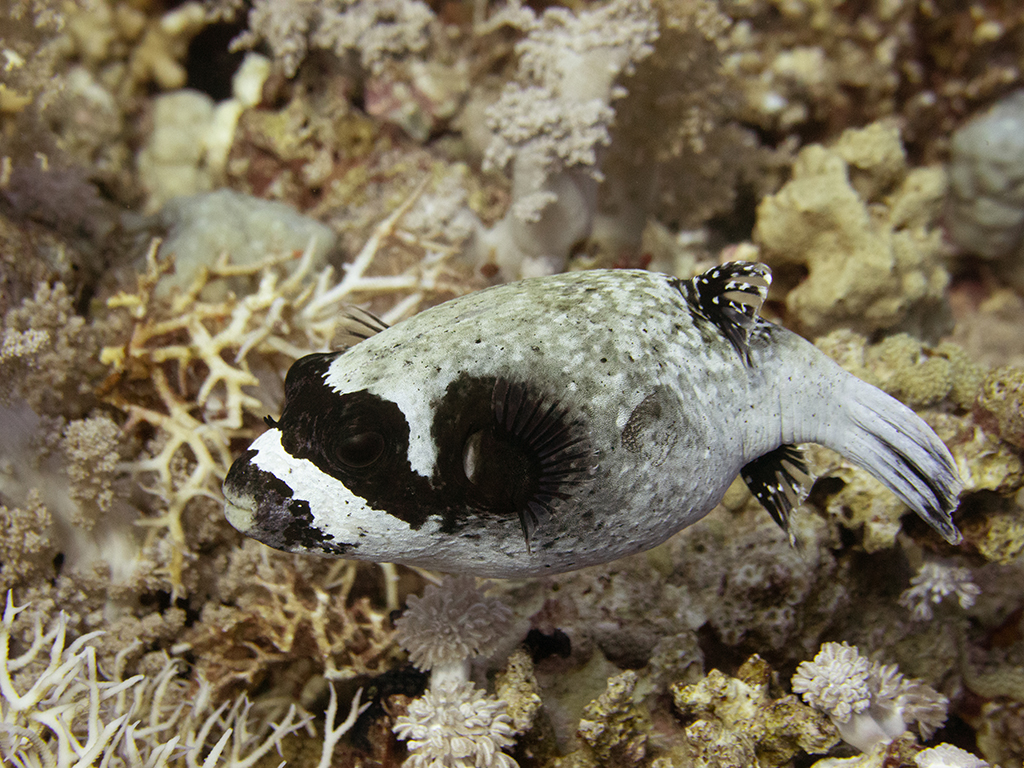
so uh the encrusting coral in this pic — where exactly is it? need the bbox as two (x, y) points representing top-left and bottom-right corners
(672, 655), (838, 768)
(755, 122), (950, 338)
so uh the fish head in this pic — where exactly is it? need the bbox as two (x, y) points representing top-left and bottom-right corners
(222, 330), (598, 574)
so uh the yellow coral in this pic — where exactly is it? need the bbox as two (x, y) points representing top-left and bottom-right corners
(755, 123), (949, 337)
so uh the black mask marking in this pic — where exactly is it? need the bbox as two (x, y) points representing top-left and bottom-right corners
(276, 353), (435, 529)
(271, 354), (594, 549)
(431, 375), (594, 549)
(223, 449), (353, 554)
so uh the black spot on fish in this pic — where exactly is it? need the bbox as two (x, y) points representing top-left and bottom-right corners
(431, 374), (595, 548)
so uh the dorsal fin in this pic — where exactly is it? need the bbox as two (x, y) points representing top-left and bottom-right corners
(680, 261), (772, 365)
(342, 306), (390, 340)
(740, 443), (811, 546)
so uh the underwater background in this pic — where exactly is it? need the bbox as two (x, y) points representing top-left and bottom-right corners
(2, 1), (1024, 766)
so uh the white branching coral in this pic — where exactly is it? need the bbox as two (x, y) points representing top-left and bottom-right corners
(899, 562), (981, 621)
(393, 681), (517, 768)
(0, 591), (367, 767)
(792, 641), (948, 753)
(394, 576), (513, 675)
(99, 186), (467, 596)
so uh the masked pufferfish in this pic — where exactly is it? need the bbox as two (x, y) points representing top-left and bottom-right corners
(223, 262), (963, 576)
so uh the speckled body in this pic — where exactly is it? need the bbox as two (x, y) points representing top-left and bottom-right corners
(224, 265), (962, 577)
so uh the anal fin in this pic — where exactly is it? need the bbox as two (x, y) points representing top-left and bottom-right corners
(740, 444), (811, 546)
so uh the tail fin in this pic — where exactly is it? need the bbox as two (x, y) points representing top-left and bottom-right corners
(838, 376), (963, 544)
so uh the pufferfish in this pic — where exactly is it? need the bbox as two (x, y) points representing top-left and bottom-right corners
(223, 262), (963, 577)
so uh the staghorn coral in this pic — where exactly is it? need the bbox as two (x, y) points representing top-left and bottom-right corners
(0, 590), (376, 768)
(185, 543), (399, 700)
(99, 190), (468, 595)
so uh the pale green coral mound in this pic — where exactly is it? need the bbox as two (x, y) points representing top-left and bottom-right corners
(755, 122), (950, 337)
(816, 330), (983, 411)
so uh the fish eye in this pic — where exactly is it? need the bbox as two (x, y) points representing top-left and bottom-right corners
(335, 431), (385, 468)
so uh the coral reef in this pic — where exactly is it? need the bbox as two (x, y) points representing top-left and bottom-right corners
(0, 590), (368, 767)
(392, 577), (519, 767)
(673, 655), (838, 768)
(792, 641), (947, 752)
(2, 0), (1023, 766)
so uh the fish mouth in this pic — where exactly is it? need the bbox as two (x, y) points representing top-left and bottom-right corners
(222, 447), (295, 548)
(224, 497), (257, 534)
(222, 443), (356, 556)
